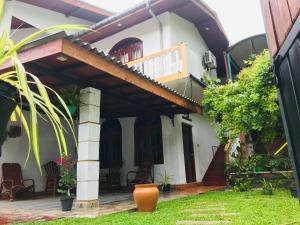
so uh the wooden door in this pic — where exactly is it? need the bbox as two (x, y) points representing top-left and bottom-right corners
(182, 124), (196, 183)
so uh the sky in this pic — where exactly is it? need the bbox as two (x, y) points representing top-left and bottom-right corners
(82, 0), (265, 45)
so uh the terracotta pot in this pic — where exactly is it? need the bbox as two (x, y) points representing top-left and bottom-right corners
(133, 184), (159, 212)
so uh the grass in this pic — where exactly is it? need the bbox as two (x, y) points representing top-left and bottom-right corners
(26, 190), (300, 225)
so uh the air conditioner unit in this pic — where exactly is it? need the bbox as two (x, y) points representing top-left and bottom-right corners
(203, 51), (217, 69)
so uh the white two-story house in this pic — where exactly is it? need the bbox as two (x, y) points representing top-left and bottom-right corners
(1, 0), (228, 208)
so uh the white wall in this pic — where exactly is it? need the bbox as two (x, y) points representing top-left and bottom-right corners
(0, 111), (77, 192)
(188, 113), (220, 181)
(92, 12), (171, 56)
(11, 1), (92, 35)
(10, 27), (42, 44)
(168, 13), (210, 79)
(109, 113), (219, 186)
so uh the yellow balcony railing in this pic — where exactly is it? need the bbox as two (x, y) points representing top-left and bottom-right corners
(127, 43), (188, 83)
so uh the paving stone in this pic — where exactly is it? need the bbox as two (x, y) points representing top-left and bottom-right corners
(191, 213), (240, 217)
(176, 220), (232, 224)
(183, 208), (226, 212)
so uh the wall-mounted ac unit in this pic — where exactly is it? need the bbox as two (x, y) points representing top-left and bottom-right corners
(203, 51), (217, 69)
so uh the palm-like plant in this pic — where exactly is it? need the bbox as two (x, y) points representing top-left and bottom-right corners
(0, 1), (88, 172)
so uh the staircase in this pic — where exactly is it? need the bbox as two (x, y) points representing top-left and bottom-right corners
(202, 145), (227, 186)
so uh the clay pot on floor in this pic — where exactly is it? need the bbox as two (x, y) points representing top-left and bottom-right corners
(133, 184), (159, 212)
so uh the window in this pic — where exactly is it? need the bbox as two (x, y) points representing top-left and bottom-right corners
(100, 118), (122, 169)
(109, 38), (143, 63)
(134, 116), (164, 165)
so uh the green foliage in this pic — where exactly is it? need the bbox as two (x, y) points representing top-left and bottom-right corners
(203, 50), (281, 143)
(60, 86), (81, 107)
(252, 154), (291, 172)
(56, 154), (76, 196)
(226, 153), (291, 192)
(226, 155), (257, 191)
(159, 171), (173, 188)
(261, 179), (274, 195)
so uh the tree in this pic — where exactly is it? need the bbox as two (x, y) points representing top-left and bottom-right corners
(203, 50), (282, 144)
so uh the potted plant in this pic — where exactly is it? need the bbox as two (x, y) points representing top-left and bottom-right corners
(56, 154), (76, 211)
(159, 171), (173, 192)
(60, 86), (81, 116)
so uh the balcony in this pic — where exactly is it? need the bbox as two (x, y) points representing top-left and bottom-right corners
(127, 43), (188, 83)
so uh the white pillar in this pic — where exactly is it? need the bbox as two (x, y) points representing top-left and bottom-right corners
(76, 87), (101, 209)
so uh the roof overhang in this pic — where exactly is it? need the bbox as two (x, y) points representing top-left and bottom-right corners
(77, 0), (229, 77)
(16, 0), (113, 22)
(0, 35), (202, 118)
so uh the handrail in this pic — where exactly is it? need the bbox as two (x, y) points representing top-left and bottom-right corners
(127, 43), (188, 82)
(127, 43), (186, 66)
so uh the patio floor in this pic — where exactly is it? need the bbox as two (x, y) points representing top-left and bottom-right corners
(0, 185), (225, 224)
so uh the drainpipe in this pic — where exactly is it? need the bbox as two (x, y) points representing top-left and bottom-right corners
(223, 51), (229, 82)
(226, 52), (233, 81)
(146, 0), (164, 50)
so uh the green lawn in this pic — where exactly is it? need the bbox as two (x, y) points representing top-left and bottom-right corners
(28, 190), (300, 225)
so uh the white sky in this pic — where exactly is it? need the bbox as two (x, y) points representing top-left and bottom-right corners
(83, 0), (265, 45)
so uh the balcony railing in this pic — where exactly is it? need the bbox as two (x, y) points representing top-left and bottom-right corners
(127, 43), (188, 83)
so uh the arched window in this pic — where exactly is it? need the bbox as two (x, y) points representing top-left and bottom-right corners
(100, 118), (122, 169)
(134, 116), (164, 166)
(109, 38), (143, 64)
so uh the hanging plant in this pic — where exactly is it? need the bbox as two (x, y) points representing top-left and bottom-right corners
(60, 86), (81, 116)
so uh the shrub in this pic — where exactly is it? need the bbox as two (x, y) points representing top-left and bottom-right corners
(261, 179), (274, 195)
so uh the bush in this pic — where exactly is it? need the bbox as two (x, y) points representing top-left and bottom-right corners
(226, 156), (257, 191)
(261, 179), (274, 195)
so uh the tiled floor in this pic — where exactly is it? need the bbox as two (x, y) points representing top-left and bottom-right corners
(0, 186), (225, 224)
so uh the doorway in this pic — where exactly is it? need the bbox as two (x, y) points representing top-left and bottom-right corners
(182, 123), (196, 183)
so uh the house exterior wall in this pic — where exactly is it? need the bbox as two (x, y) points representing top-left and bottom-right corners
(0, 111), (77, 192)
(112, 114), (219, 186)
(8, 0), (93, 42)
(92, 12), (171, 56)
(168, 13), (212, 79)
(0, 112), (219, 192)
(92, 12), (216, 79)
(10, 28), (41, 44)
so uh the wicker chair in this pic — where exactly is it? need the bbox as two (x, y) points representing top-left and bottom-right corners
(44, 161), (60, 195)
(127, 160), (153, 188)
(0, 163), (35, 201)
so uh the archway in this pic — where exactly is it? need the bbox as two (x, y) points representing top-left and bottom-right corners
(109, 37), (143, 64)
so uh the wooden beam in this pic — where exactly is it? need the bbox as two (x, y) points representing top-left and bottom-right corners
(0, 39), (63, 71)
(28, 62), (163, 115)
(61, 39), (202, 114)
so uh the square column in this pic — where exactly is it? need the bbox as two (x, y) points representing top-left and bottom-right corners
(76, 87), (101, 209)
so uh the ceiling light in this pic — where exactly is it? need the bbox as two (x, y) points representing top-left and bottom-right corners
(205, 27), (210, 31)
(56, 55), (68, 62)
